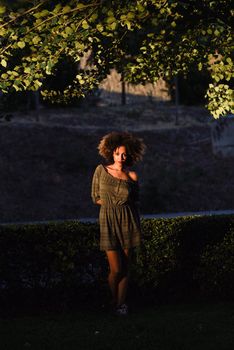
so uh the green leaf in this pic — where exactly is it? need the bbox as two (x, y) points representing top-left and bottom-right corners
(46, 61), (53, 75)
(107, 10), (114, 16)
(11, 71), (19, 77)
(34, 80), (42, 89)
(34, 9), (49, 18)
(0, 6), (6, 15)
(77, 3), (86, 10)
(106, 16), (116, 24)
(90, 13), (98, 22)
(65, 27), (73, 35)
(63, 6), (71, 14)
(82, 20), (89, 29)
(96, 24), (104, 32)
(137, 3), (145, 12)
(32, 36), (41, 45)
(18, 41), (26, 49)
(125, 20), (132, 30)
(126, 12), (135, 20)
(13, 80), (21, 91)
(40, 9), (50, 17)
(108, 22), (117, 31)
(75, 42), (85, 50)
(0, 27), (6, 36)
(198, 62), (203, 71)
(1, 59), (7, 67)
(24, 79), (31, 87)
(13, 85), (20, 91)
(53, 4), (62, 13)
(1, 73), (8, 79)
(24, 67), (31, 74)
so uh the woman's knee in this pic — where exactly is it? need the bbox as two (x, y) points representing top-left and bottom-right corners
(109, 270), (122, 280)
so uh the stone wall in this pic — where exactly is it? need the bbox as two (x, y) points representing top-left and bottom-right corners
(211, 115), (234, 157)
(99, 69), (170, 104)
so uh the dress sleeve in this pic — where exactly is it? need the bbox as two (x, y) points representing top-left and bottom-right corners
(91, 165), (102, 204)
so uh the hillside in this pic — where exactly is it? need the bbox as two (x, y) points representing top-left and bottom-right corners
(0, 103), (234, 223)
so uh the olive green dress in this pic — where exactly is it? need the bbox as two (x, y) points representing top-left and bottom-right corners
(91, 164), (141, 251)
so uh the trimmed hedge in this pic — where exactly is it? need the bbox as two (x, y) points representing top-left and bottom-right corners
(0, 221), (102, 290)
(0, 215), (233, 307)
(135, 215), (234, 299)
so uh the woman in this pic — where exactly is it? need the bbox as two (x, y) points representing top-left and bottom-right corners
(91, 131), (145, 315)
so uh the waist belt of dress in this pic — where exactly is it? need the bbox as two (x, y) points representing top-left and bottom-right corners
(102, 202), (129, 208)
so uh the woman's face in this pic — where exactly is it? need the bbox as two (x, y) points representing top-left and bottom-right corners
(113, 145), (127, 165)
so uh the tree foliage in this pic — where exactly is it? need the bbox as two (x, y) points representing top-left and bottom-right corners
(0, 0), (233, 118)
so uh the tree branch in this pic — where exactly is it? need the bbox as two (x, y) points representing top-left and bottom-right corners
(26, 1), (101, 35)
(0, 0), (48, 30)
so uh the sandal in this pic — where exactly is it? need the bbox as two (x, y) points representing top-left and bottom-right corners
(115, 303), (128, 316)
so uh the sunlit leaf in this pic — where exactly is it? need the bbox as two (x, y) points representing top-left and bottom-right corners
(18, 41), (26, 49)
(1, 59), (7, 67)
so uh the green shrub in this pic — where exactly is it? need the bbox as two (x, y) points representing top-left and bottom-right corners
(0, 215), (233, 306)
(195, 229), (234, 298)
(0, 221), (103, 291)
(134, 216), (234, 299)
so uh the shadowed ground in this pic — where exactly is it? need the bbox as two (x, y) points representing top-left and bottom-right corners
(0, 302), (233, 350)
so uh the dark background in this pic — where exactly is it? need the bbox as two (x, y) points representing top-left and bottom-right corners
(0, 102), (233, 223)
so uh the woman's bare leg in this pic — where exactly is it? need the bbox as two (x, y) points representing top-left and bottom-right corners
(106, 250), (122, 306)
(117, 249), (132, 306)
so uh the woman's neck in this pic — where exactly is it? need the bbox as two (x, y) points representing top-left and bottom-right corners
(110, 163), (124, 171)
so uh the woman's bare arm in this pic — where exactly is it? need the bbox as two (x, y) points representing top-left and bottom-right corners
(128, 171), (138, 182)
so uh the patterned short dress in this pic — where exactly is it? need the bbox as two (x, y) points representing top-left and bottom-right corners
(91, 164), (141, 251)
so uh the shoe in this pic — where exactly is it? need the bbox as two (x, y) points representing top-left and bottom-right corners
(115, 303), (128, 316)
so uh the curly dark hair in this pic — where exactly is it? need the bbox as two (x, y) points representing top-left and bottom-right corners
(98, 131), (146, 166)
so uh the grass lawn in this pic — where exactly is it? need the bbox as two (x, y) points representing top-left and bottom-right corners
(0, 302), (233, 350)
